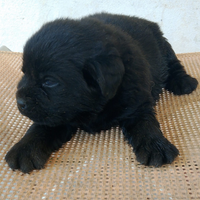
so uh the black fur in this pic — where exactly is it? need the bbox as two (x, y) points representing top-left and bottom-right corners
(5, 13), (198, 173)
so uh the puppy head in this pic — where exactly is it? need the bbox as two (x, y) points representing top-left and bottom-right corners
(16, 19), (124, 126)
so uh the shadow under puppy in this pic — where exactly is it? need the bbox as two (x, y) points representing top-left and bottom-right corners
(5, 13), (198, 173)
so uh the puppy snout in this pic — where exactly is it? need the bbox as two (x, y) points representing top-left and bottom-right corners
(17, 98), (27, 110)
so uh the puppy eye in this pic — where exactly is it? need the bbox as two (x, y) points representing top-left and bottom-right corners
(42, 78), (59, 88)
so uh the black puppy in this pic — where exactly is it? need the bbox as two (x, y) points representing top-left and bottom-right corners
(5, 13), (198, 173)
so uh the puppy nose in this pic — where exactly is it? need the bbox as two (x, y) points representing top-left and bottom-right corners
(17, 98), (27, 110)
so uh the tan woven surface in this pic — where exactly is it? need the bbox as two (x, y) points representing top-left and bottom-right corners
(0, 51), (200, 199)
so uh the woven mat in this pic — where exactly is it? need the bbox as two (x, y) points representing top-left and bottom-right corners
(0, 51), (200, 200)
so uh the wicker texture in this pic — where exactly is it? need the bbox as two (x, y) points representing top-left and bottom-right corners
(0, 51), (200, 199)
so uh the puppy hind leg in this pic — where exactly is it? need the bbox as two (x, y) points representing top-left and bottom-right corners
(164, 41), (198, 95)
(121, 105), (179, 167)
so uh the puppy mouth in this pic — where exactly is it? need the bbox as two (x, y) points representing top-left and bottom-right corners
(16, 95), (56, 125)
(33, 118), (62, 127)
(19, 105), (65, 127)
(24, 112), (63, 127)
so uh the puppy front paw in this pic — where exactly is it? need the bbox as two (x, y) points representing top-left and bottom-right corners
(5, 141), (51, 173)
(134, 137), (179, 167)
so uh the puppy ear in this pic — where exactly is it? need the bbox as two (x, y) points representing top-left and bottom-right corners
(83, 47), (125, 99)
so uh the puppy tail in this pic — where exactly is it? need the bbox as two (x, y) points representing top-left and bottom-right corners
(164, 41), (198, 95)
